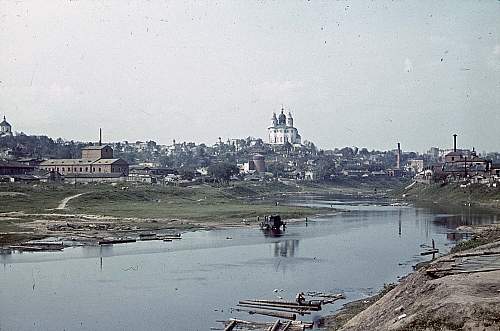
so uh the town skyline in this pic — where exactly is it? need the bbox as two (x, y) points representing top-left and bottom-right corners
(0, 111), (496, 155)
(1, 1), (499, 152)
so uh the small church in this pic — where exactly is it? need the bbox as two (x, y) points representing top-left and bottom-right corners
(268, 107), (302, 145)
(0, 115), (13, 137)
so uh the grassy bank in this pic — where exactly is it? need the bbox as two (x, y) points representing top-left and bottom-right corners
(0, 178), (407, 246)
(69, 183), (322, 222)
(399, 182), (500, 210)
(0, 181), (330, 246)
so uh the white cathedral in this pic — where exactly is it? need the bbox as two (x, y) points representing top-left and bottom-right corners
(268, 107), (302, 146)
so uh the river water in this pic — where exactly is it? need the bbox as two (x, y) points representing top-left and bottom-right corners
(1, 196), (499, 331)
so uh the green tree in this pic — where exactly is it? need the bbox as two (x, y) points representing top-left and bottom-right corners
(207, 162), (239, 184)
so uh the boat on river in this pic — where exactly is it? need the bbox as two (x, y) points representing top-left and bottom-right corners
(260, 215), (286, 231)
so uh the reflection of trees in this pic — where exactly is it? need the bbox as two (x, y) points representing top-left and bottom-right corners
(432, 212), (498, 230)
(273, 240), (300, 257)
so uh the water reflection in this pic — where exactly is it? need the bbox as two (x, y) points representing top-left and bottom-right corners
(398, 209), (402, 237)
(261, 228), (284, 238)
(273, 240), (300, 257)
(2, 198), (500, 331)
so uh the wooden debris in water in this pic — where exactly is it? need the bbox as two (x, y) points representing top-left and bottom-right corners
(420, 249), (439, 256)
(268, 320), (281, 331)
(237, 303), (311, 315)
(220, 319), (312, 331)
(235, 308), (296, 320)
(224, 320), (238, 331)
(239, 300), (321, 311)
(98, 238), (136, 245)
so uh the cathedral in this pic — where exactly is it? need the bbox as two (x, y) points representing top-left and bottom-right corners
(268, 107), (302, 145)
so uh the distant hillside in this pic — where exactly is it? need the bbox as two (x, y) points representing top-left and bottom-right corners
(0, 134), (85, 159)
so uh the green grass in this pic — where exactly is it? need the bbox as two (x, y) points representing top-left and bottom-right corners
(0, 184), (82, 213)
(402, 182), (500, 209)
(0, 182), (327, 224)
(70, 183), (321, 221)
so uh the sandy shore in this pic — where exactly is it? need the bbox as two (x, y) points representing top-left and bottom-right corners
(0, 208), (336, 249)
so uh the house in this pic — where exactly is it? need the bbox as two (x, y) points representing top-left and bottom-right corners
(0, 160), (34, 175)
(128, 165), (177, 184)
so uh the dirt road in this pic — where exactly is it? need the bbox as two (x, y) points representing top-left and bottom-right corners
(56, 193), (86, 210)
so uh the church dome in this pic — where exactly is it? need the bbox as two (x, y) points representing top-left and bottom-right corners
(278, 110), (286, 125)
(0, 116), (10, 127)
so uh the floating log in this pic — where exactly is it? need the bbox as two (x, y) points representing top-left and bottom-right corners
(139, 233), (156, 238)
(305, 292), (344, 299)
(228, 318), (252, 324)
(244, 299), (321, 308)
(237, 303), (311, 315)
(160, 236), (182, 240)
(420, 249), (439, 256)
(321, 297), (345, 304)
(268, 319), (281, 331)
(241, 300), (321, 311)
(239, 301), (321, 311)
(98, 238), (136, 245)
(250, 299), (320, 307)
(224, 320), (237, 331)
(237, 308), (296, 320)
(10, 245), (44, 251)
(27, 241), (64, 246)
(139, 237), (162, 241)
(291, 321), (313, 329)
(282, 321), (293, 331)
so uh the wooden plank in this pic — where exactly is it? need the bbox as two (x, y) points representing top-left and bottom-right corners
(420, 249), (439, 256)
(268, 320), (281, 331)
(453, 251), (500, 258)
(237, 308), (296, 320)
(237, 303), (311, 315)
(224, 320), (237, 331)
(239, 300), (321, 311)
(452, 267), (500, 275)
(426, 267), (454, 274)
(249, 299), (321, 308)
(282, 321), (293, 331)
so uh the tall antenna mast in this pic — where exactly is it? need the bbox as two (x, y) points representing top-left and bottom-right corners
(99, 128), (102, 146)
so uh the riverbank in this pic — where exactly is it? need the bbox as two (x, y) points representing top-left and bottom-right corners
(0, 181), (334, 247)
(397, 181), (500, 211)
(324, 223), (500, 331)
(1, 179), (404, 248)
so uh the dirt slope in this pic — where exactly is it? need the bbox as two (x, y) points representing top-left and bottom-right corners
(338, 240), (500, 331)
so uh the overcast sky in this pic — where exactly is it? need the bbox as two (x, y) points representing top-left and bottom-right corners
(1, 1), (499, 152)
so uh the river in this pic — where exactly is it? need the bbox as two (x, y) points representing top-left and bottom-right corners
(0, 196), (499, 331)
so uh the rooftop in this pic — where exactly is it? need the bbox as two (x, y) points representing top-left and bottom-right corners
(81, 145), (111, 150)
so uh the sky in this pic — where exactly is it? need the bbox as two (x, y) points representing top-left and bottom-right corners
(0, 1), (499, 152)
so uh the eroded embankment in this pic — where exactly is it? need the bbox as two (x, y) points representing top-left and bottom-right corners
(325, 225), (500, 331)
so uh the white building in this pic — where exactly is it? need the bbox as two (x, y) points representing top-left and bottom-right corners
(0, 116), (13, 137)
(268, 107), (301, 145)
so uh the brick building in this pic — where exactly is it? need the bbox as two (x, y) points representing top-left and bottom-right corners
(40, 144), (129, 179)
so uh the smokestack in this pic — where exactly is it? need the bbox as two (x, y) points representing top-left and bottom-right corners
(99, 128), (102, 146)
(453, 134), (457, 152)
(396, 142), (401, 169)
